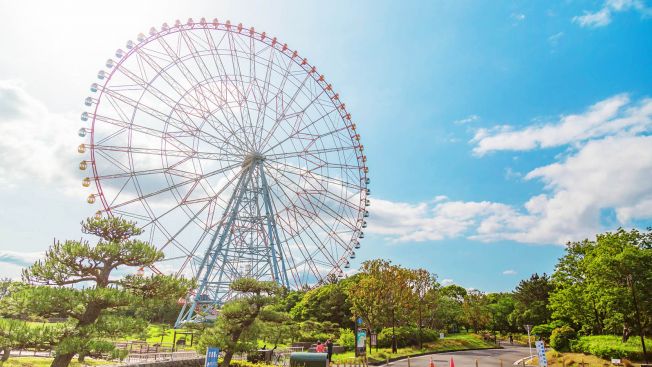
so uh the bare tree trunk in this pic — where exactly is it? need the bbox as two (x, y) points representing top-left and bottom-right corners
(51, 353), (75, 367)
(222, 350), (234, 367)
(1, 346), (11, 362)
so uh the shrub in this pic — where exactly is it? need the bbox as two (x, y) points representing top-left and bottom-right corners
(550, 326), (576, 352)
(570, 335), (650, 361)
(532, 321), (565, 341)
(377, 326), (438, 348)
(337, 328), (355, 351)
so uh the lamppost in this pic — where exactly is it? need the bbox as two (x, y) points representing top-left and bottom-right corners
(525, 324), (533, 358)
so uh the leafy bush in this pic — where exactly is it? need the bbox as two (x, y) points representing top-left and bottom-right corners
(532, 321), (566, 341)
(297, 320), (339, 342)
(337, 328), (355, 351)
(550, 326), (576, 352)
(226, 359), (275, 367)
(377, 327), (438, 348)
(570, 335), (651, 361)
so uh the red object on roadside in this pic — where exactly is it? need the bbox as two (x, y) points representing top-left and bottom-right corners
(450, 357), (455, 367)
(430, 357), (436, 367)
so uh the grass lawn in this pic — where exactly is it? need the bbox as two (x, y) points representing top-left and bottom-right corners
(332, 333), (497, 364)
(117, 324), (196, 347)
(0, 357), (105, 367)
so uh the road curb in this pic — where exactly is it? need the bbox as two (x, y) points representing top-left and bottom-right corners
(368, 346), (503, 366)
(512, 356), (535, 366)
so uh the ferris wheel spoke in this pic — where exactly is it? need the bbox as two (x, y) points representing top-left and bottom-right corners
(264, 145), (355, 160)
(95, 167), (196, 181)
(130, 47), (252, 153)
(95, 148), (131, 174)
(93, 143), (242, 163)
(101, 86), (200, 137)
(157, 32), (225, 134)
(114, 60), (202, 120)
(261, 104), (341, 155)
(107, 160), (241, 211)
(247, 40), (283, 151)
(263, 159), (364, 192)
(111, 208), (151, 222)
(265, 164), (359, 233)
(226, 32), (256, 149)
(255, 53), (294, 150)
(258, 69), (314, 151)
(201, 30), (255, 147)
(114, 53), (248, 153)
(263, 172), (326, 283)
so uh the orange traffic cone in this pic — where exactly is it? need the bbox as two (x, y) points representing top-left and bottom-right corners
(449, 357), (455, 367)
(430, 357), (436, 367)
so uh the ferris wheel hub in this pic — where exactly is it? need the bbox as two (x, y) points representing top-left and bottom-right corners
(241, 152), (265, 169)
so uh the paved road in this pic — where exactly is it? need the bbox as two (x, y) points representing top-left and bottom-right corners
(380, 345), (532, 367)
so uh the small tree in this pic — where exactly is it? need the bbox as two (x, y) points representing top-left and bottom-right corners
(16, 217), (191, 367)
(198, 278), (282, 367)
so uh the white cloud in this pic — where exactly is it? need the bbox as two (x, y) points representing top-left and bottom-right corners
(0, 80), (80, 192)
(472, 94), (652, 155)
(502, 269), (517, 275)
(441, 278), (455, 286)
(367, 197), (522, 242)
(454, 115), (480, 125)
(547, 32), (564, 47)
(369, 95), (652, 245)
(511, 13), (526, 22)
(0, 251), (43, 279)
(573, 0), (651, 28)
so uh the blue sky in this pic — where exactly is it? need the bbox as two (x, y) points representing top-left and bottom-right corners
(0, 0), (651, 292)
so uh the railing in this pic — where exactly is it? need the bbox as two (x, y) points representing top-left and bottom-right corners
(124, 350), (200, 364)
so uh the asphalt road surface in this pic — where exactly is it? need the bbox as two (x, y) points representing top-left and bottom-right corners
(380, 345), (532, 367)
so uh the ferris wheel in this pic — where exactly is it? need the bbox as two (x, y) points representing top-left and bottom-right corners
(77, 18), (369, 325)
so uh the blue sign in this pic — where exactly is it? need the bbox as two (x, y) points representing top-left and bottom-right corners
(356, 317), (363, 325)
(206, 347), (220, 367)
(357, 330), (366, 348)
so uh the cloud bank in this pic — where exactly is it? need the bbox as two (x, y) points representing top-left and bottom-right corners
(367, 94), (652, 245)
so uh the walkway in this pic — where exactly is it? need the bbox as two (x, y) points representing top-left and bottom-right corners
(380, 345), (532, 367)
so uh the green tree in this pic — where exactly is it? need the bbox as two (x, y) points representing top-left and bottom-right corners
(348, 260), (416, 353)
(550, 228), (652, 348)
(408, 269), (438, 349)
(15, 217), (190, 367)
(549, 239), (604, 334)
(487, 293), (516, 333)
(510, 273), (553, 329)
(290, 280), (352, 326)
(463, 290), (491, 332)
(432, 285), (466, 332)
(198, 278), (282, 367)
(0, 318), (29, 362)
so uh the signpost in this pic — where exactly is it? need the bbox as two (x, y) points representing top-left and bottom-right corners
(371, 333), (377, 347)
(524, 324), (533, 358)
(354, 317), (366, 357)
(206, 347), (220, 367)
(357, 330), (367, 355)
(535, 341), (547, 367)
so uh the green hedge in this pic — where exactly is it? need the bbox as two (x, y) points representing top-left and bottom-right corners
(377, 327), (439, 348)
(570, 335), (651, 361)
(550, 326), (576, 352)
